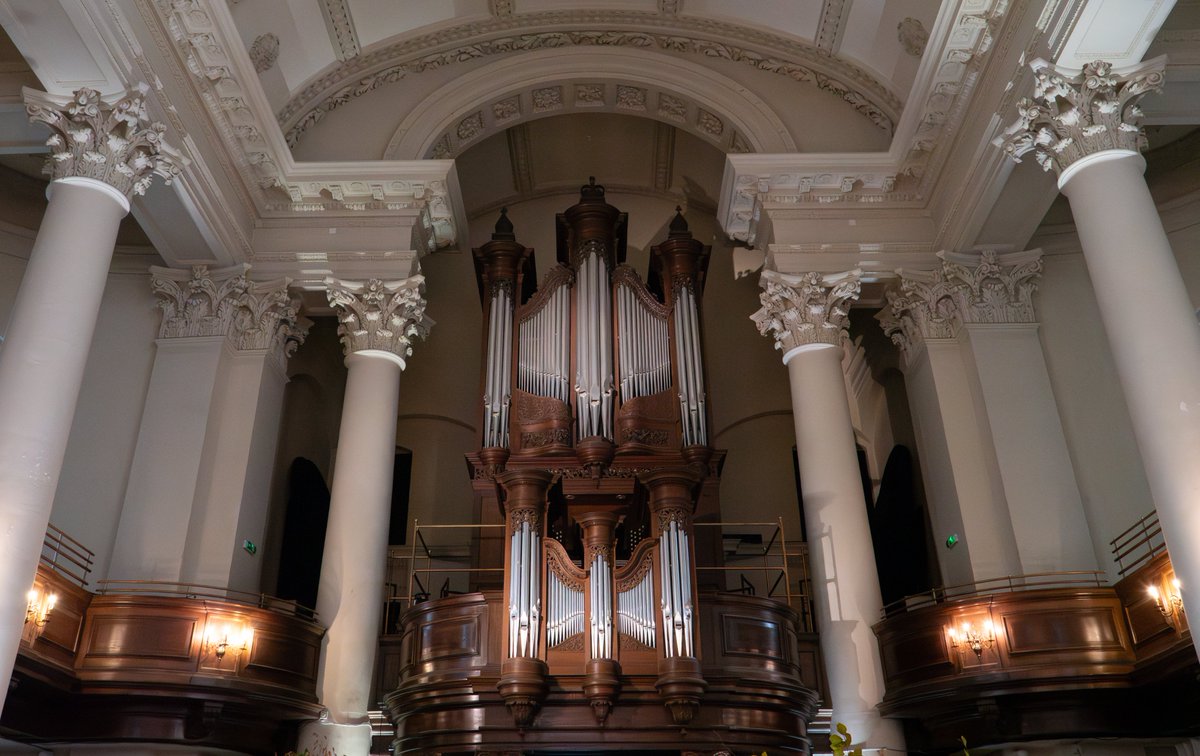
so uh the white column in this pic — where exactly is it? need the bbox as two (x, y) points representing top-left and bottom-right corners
(943, 250), (1098, 574)
(300, 277), (432, 756)
(879, 270), (1020, 586)
(753, 270), (904, 751)
(0, 87), (177, 715)
(1001, 58), (1200, 656)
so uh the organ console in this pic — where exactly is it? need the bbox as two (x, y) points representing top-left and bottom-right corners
(392, 180), (816, 753)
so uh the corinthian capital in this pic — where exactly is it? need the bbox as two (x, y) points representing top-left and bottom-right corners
(998, 57), (1165, 175)
(152, 265), (251, 340)
(940, 249), (1042, 325)
(751, 269), (861, 356)
(326, 277), (434, 362)
(151, 265), (305, 358)
(25, 85), (182, 200)
(876, 268), (960, 366)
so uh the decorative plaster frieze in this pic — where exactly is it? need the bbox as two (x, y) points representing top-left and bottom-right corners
(725, 170), (901, 245)
(24, 86), (181, 199)
(157, 0), (284, 192)
(249, 33), (280, 73)
(280, 17), (900, 146)
(151, 264), (304, 359)
(318, 0), (360, 61)
(940, 248), (1042, 324)
(900, 0), (1009, 182)
(815, 0), (850, 53)
(489, 0), (515, 16)
(412, 74), (754, 160)
(278, 178), (456, 250)
(752, 269), (861, 354)
(997, 57), (1165, 175)
(326, 277), (434, 360)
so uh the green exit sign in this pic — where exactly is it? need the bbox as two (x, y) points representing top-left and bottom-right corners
(243, 539), (257, 555)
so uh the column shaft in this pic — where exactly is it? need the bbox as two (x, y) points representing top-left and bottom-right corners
(316, 351), (402, 724)
(1061, 152), (1200, 653)
(785, 343), (902, 749)
(0, 180), (126, 714)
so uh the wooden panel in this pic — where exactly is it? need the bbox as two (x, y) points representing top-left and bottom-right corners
(419, 615), (481, 663)
(879, 626), (954, 682)
(721, 614), (784, 661)
(244, 629), (320, 680)
(87, 615), (197, 660)
(1004, 607), (1123, 655)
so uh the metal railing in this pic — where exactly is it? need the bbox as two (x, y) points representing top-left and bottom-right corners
(96, 580), (317, 619)
(694, 517), (815, 632)
(382, 520), (505, 634)
(41, 523), (94, 587)
(881, 570), (1108, 617)
(1110, 510), (1167, 576)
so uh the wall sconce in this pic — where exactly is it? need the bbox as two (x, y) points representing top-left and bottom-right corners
(947, 619), (995, 660)
(1148, 578), (1183, 625)
(24, 587), (57, 636)
(203, 621), (252, 663)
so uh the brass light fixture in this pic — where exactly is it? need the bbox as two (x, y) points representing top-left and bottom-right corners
(1148, 577), (1183, 625)
(947, 618), (995, 660)
(24, 587), (58, 637)
(203, 621), (252, 663)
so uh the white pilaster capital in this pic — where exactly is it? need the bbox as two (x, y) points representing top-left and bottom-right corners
(940, 248), (1042, 325)
(876, 268), (960, 369)
(325, 277), (434, 362)
(24, 85), (183, 200)
(752, 269), (861, 357)
(151, 265), (305, 360)
(997, 57), (1165, 176)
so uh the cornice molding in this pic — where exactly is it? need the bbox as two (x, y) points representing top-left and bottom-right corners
(278, 12), (902, 146)
(136, 0), (467, 260)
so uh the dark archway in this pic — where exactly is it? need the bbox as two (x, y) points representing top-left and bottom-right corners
(868, 445), (934, 606)
(275, 457), (330, 611)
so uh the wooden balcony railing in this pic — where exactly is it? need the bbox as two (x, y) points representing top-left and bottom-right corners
(1111, 509), (1167, 576)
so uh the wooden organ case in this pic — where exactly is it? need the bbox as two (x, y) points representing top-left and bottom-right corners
(387, 181), (818, 754)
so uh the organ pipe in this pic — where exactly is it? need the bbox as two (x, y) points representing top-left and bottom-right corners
(617, 567), (655, 648)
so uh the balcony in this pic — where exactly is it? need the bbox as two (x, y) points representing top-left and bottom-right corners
(872, 512), (1199, 750)
(5, 526), (324, 754)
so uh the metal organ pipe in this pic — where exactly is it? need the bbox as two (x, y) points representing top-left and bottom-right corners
(673, 285), (707, 446)
(588, 552), (613, 659)
(517, 279), (571, 405)
(574, 241), (613, 439)
(617, 568), (655, 648)
(483, 286), (513, 447)
(657, 519), (694, 658)
(508, 520), (542, 659)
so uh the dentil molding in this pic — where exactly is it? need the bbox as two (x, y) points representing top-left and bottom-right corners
(997, 57), (1166, 175)
(326, 277), (434, 361)
(24, 86), (182, 200)
(751, 268), (862, 355)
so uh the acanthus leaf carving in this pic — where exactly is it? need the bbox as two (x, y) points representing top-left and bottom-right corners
(998, 57), (1166, 175)
(751, 269), (861, 355)
(25, 86), (182, 199)
(940, 249), (1042, 325)
(151, 264), (305, 360)
(325, 276), (433, 361)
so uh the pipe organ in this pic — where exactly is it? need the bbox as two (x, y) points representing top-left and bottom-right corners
(398, 181), (816, 753)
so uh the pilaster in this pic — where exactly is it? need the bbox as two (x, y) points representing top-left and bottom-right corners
(111, 265), (304, 586)
(877, 265), (1018, 586)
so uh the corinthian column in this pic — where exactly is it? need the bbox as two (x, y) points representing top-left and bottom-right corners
(0, 86), (178, 714)
(999, 58), (1200, 656)
(752, 270), (903, 751)
(300, 277), (432, 756)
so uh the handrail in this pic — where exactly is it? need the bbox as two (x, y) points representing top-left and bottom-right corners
(881, 570), (1108, 617)
(1109, 510), (1167, 576)
(96, 580), (317, 619)
(41, 523), (95, 587)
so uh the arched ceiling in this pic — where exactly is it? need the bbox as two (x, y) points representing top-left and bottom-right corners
(229, 0), (939, 160)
